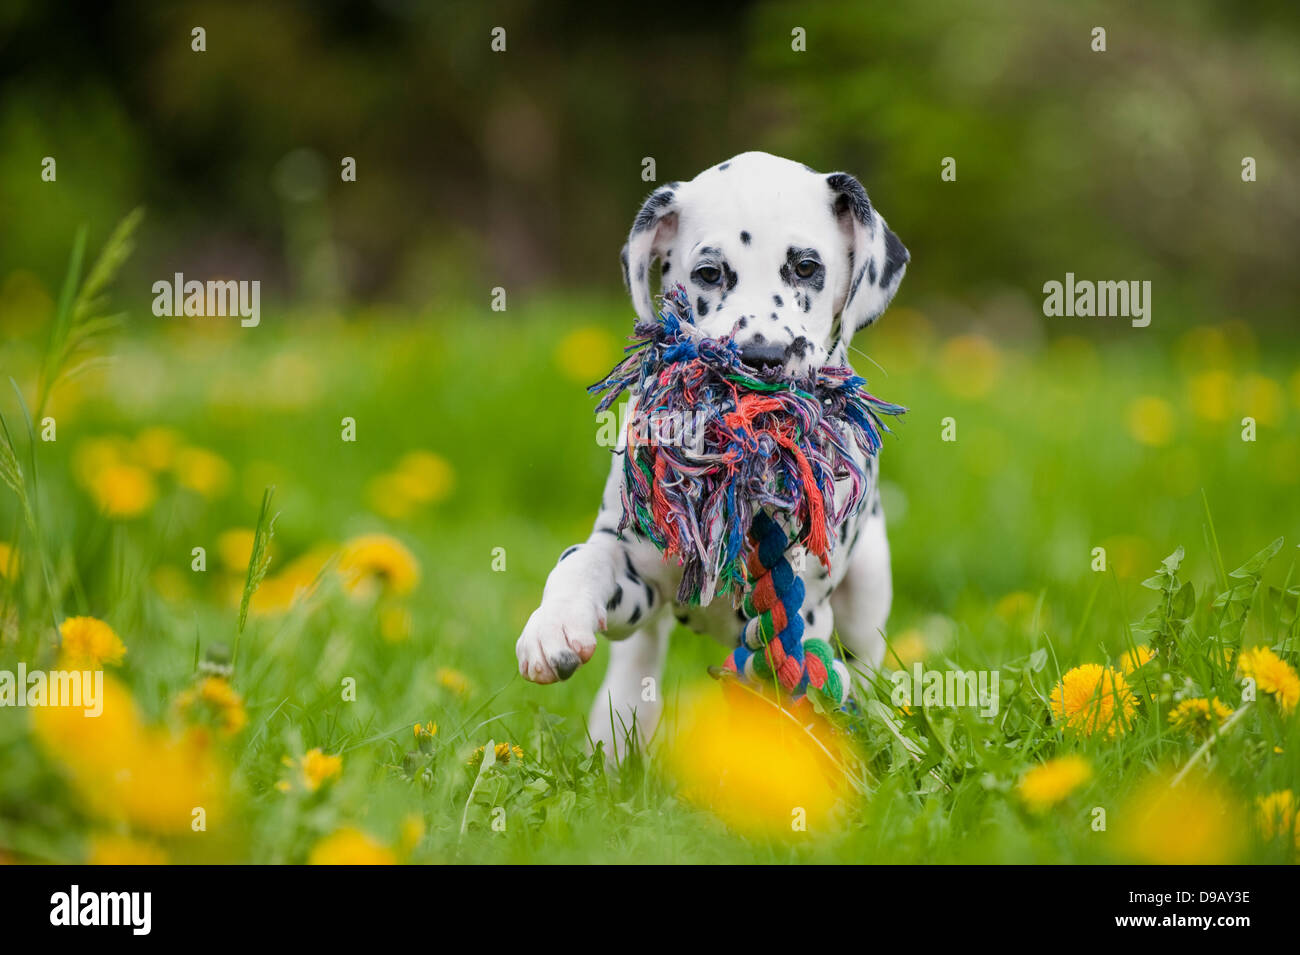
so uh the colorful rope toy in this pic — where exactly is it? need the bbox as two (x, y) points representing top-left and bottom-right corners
(591, 285), (904, 704)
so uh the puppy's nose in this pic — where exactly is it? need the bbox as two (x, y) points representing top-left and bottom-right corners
(737, 341), (787, 372)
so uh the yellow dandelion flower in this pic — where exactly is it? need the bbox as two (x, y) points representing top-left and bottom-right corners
(308, 827), (396, 865)
(1120, 645), (1155, 675)
(886, 629), (928, 667)
(88, 834), (168, 866)
(437, 667), (470, 695)
(1186, 370), (1232, 423)
(413, 721), (438, 749)
(31, 676), (227, 835)
(72, 435), (131, 486)
(1017, 755), (1091, 812)
(216, 528), (258, 573)
(365, 472), (418, 520)
(131, 426), (184, 472)
(1238, 373), (1283, 427)
(1256, 790), (1299, 851)
(1237, 646), (1299, 715)
(175, 676), (247, 735)
(664, 687), (846, 837)
(1126, 396), (1175, 447)
(555, 325), (619, 384)
(298, 748), (343, 792)
(248, 547), (331, 616)
(0, 541), (17, 579)
(1048, 664), (1137, 738)
(338, 534), (419, 599)
(399, 814), (426, 853)
(58, 616), (126, 669)
(174, 446), (231, 498)
(467, 741), (524, 767)
(1117, 772), (1244, 864)
(1168, 697), (1234, 733)
(89, 462), (156, 518)
(393, 450), (455, 504)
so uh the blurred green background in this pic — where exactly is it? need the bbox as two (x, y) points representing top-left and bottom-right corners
(0, 0), (1298, 863)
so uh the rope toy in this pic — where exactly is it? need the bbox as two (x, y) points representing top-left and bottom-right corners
(590, 285), (904, 703)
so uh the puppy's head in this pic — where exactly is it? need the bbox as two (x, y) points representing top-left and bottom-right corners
(621, 151), (908, 375)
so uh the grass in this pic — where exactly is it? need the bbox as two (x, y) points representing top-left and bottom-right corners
(0, 231), (1298, 862)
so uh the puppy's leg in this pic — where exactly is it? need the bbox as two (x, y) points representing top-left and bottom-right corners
(587, 611), (671, 761)
(829, 507), (892, 671)
(516, 456), (667, 684)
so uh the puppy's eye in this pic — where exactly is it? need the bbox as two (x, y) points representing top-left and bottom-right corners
(692, 265), (722, 286)
(794, 258), (820, 279)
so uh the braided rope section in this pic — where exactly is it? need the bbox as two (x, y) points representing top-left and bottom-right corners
(723, 511), (851, 705)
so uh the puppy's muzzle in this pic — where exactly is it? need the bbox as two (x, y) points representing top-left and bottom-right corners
(737, 341), (789, 372)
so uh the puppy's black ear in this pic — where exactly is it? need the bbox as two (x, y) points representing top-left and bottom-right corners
(827, 172), (908, 335)
(622, 182), (680, 322)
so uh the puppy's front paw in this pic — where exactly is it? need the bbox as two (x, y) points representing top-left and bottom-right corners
(516, 600), (601, 684)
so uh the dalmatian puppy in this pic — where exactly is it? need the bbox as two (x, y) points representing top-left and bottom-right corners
(516, 151), (909, 758)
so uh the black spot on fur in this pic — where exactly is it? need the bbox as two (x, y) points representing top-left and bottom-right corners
(788, 336), (810, 358)
(560, 545), (580, 562)
(623, 553), (642, 584)
(805, 609), (815, 626)
(771, 313), (779, 321)
(719, 162), (730, 171)
(740, 230), (751, 245)
(662, 262), (670, 275)
(697, 297), (709, 316)
(750, 332), (765, 345)
(722, 262), (738, 292)
(629, 604), (642, 625)
(827, 172), (872, 225)
(737, 316), (748, 329)
(773, 294), (783, 307)
(632, 187), (676, 234)
(607, 584), (623, 610)
(880, 227), (909, 288)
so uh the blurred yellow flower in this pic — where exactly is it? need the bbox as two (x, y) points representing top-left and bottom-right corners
(175, 676), (247, 735)
(1117, 772), (1244, 864)
(72, 435), (131, 486)
(58, 616), (126, 669)
(393, 451), (455, 504)
(938, 334), (1002, 399)
(1119, 645), (1155, 675)
(338, 534), (420, 599)
(278, 747), (343, 793)
(248, 547), (331, 616)
(31, 676), (227, 835)
(0, 542), (17, 579)
(1236, 646), (1299, 715)
(437, 667), (470, 695)
(174, 446), (232, 498)
(399, 814), (426, 854)
(89, 462), (156, 518)
(886, 629), (928, 667)
(994, 591), (1036, 626)
(216, 528), (258, 573)
(1168, 697), (1233, 734)
(1126, 396), (1175, 447)
(1017, 755), (1091, 812)
(1256, 790), (1299, 852)
(88, 834), (168, 866)
(664, 687), (846, 837)
(1237, 374), (1283, 427)
(555, 325), (619, 384)
(1049, 664), (1137, 738)
(131, 426), (183, 471)
(468, 741), (524, 767)
(309, 827), (396, 865)
(1186, 370), (1231, 423)
(365, 472), (418, 520)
